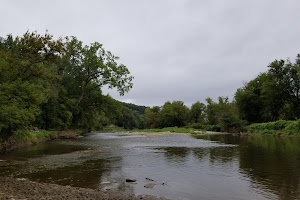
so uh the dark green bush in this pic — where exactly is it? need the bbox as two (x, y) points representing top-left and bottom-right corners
(246, 120), (300, 135)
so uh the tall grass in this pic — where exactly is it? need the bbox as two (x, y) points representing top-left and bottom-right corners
(14, 130), (58, 143)
(246, 119), (300, 135)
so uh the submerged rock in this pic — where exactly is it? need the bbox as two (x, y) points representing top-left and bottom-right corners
(144, 183), (156, 188)
(126, 178), (136, 182)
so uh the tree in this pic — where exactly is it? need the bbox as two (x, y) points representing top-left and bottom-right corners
(206, 97), (243, 132)
(0, 31), (134, 136)
(190, 101), (206, 124)
(0, 32), (63, 136)
(235, 74), (265, 123)
(61, 37), (134, 129)
(116, 107), (137, 129)
(145, 106), (161, 128)
(235, 54), (300, 123)
(160, 101), (189, 127)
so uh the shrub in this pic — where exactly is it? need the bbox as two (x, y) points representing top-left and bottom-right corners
(246, 120), (300, 135)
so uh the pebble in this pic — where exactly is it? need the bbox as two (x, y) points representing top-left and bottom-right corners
(100, 181), (111, 184)
(16, 178), (27, 181)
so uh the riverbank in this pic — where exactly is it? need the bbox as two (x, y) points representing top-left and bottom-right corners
(126, 130), (230, 136)
(104, 126), (226, 135)
(0, 130), (81, 154)
(0, 177), (168, 200)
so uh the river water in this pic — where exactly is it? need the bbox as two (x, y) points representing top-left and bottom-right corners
(0, 132), (300, 200)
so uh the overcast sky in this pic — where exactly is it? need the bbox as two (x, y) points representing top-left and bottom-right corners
(1, 0), (300, 107)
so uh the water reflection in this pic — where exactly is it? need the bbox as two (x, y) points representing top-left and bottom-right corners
(196, 134), (300, 200)
(157, 147), (191, 164)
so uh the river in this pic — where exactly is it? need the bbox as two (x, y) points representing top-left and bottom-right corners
(0, 132), (299, 200)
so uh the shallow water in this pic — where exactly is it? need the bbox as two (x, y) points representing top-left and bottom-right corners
(0, 133), (300, 200)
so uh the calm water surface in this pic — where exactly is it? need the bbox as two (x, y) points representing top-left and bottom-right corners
(0, 132), (300, 200)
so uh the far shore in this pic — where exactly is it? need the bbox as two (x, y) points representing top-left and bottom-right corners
(120, 130), (232, 136)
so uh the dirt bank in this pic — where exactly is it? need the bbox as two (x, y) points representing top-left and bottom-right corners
(0, 177), (169, 200)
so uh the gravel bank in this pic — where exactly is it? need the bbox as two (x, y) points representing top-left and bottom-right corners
(0, 177), (169, 200)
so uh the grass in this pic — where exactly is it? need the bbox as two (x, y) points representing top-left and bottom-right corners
(102, 126), (127, 133)
(14, 129), (58, 144)
(246, 119), (300, 135)
(0, 129), (59, 153)
(102, 125), (222, 134)
(129, 127), (207, 134)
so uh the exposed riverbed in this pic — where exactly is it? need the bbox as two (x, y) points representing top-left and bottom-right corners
(0, 132), (300, 200)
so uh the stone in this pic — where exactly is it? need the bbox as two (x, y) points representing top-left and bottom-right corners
(16, 178), (27, 181)
(100, 181), (111, 184)
(126, 178), (136, 182)
(144, 183), (156, 188)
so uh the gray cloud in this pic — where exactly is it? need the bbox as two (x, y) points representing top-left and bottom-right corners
(1, 0), (300, 107)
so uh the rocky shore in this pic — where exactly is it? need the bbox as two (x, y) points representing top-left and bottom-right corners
(0, 177), (169, 200)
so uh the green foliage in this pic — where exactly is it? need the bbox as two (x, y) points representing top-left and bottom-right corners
(202, 125), (221, 132)
(0, 31), (134, 138)
(14, 129), (57, 143)
(206, 97), (244, 133)
(187, 123), (221, 132)
(0, 31), (63, 136)
(2, 31), (300, 139)
(235, 54), (300, 123)
(102, 126), (127, 133)
(145, 106), (161, 128)
(160, 101), (189, 127)
(116, 107), (137, 129)
(190, 101), (206, 124)
(246, 119), (300, 135)
(122, 102), (147, 115)
(131, 127), (199, 134)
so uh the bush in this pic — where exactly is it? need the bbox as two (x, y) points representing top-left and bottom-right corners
(202, 125), (221, 132)
(188, 123), (203, 129)
(284, 120), (300, 135)
(246, 120), (300, 135)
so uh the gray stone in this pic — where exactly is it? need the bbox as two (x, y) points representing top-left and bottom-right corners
(144, 183), (156, 188)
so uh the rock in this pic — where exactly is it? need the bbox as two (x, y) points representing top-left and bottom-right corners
(125, 178), (136, 182)
(100, 181), (111, 184)
(0, 160), (6, 162)
(16, 178), (27, 181)
(144, 183), (156, 188)
(145, 178), (154, 181)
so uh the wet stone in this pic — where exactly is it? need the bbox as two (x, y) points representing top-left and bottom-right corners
(126, 178), (136, 182)
(144, 183), (156, 188)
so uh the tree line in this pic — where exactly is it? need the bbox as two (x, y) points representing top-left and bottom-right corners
(1, 31), (300, 137)
(144, 54), (300, 133)
(144, 98), (242, 132)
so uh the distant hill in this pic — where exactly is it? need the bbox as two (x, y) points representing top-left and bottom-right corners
(122, 102), (147, 114)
